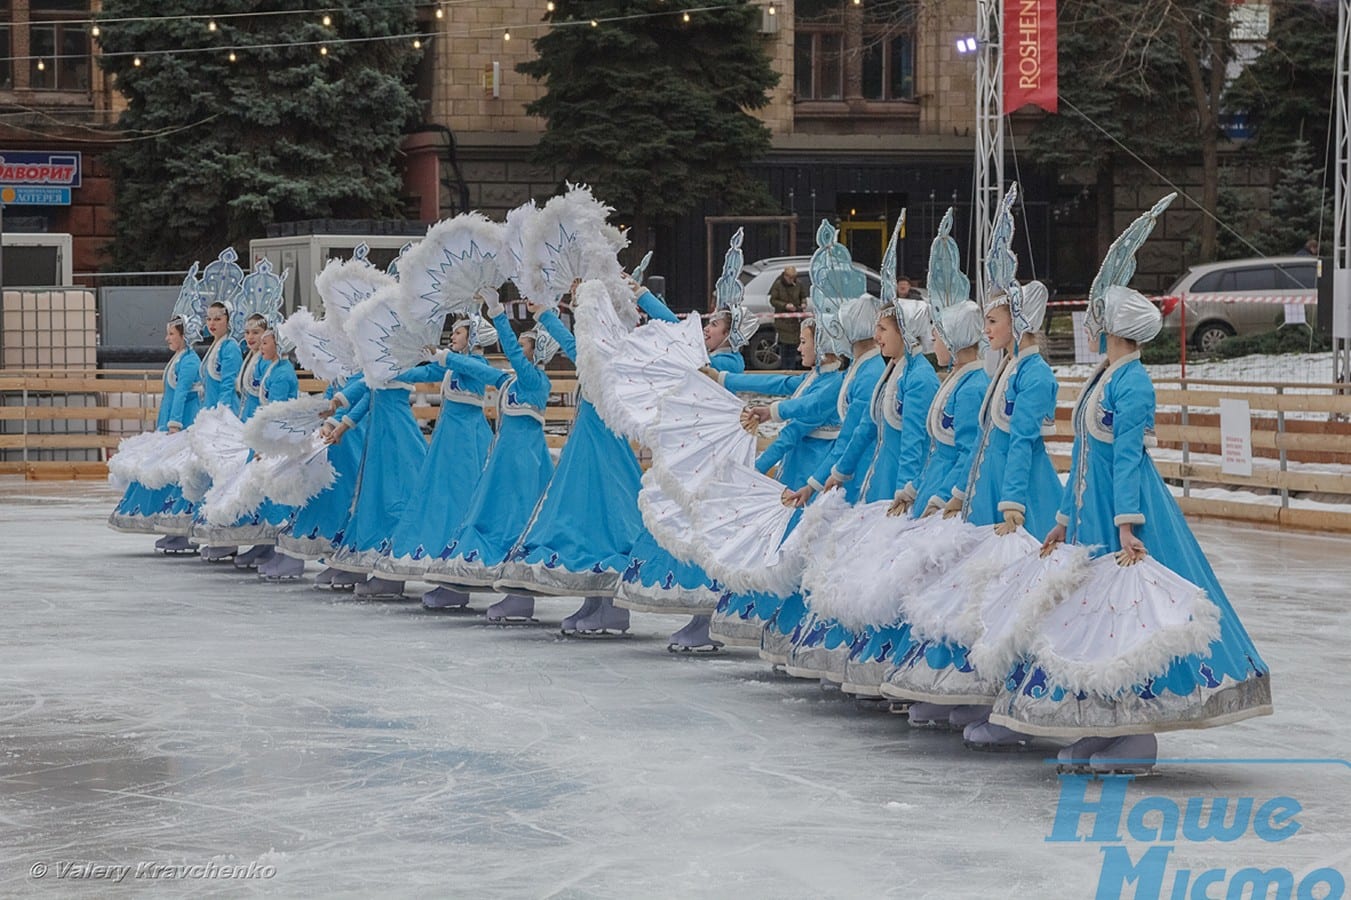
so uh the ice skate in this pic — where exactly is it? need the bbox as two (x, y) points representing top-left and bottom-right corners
(560, 597), (601, 635)
(422, 586), (471, 611)
(1054, 736), (1119, 775)
(1088, 734), (1158, 777)
(260, 552), (306, 582)
(327, 569), (362, 592)
(888, 700), (912, 715)
(666, 614), (722, 653)
(485, 594), (538, 624)
(906, 702), (958, 730)
(574, 598), (630, 637)
(312, 566), (337, 589)
(354, 576), (407, 599)
(962, 720), (1031, 752)
(154, 535), (197, 555)
(200, 545), (237, 562)
(233, 544), (272, 569)
(949, 705), (992, 730)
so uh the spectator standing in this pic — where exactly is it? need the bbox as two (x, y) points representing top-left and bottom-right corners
(770, 266), (808, 368)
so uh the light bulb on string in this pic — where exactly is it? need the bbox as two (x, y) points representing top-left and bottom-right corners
(36, 59), (45, 71)
(590, 18), (598, 26)
(682, 11), (690, 21)
(503, 28), (511, 41)
(546, 0), (554, 9)
(132, 56), (142, 66)
(91, 24), (101, 37)
(208, 19), (217, 31)
(322, 14), (332, 27)
(768, 3), (776, 14)
(228, 50), (237, 62)
(435, 6), (444, 18)
(412, 38), (422, 49)
(320, 45), (329, 56)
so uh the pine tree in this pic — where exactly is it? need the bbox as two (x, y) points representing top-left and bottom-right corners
(517, 0), (779, 244)
(1266, 139), (1331, 256)
(98, 1), (422, 270)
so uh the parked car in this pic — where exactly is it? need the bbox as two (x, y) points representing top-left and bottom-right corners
(738, 256), (885, 369)
(1160, 256), (1319, 353)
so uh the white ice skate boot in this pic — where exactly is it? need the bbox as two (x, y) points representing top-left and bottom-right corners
(574, 598), (630, 636)
(328, 569), (363, 591)
(200, 545), (237, 562)
(354, 576), (406, 599)
(962, 720), (1031, 752)
(667, 615), (722, 653)
(154, 535), (197, 555)
(485, 594), (537, 624)
(1055, 736), (1119, 775)
(1089, 734), (1158, 777)
(233, 544), (272, 569)
(949, 705), (992, 730)
(261, 552), (306, 581)
(560, 597), (601, 635)
(422, 587), (471, 610)
(906, 702), (958, 730)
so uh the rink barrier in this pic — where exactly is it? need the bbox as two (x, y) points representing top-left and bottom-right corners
(3, 367), (1351, 532)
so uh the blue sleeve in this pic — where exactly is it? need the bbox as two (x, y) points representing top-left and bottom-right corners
(710, 352), (745, 374)
(214, 341), (243, 409)
(896, 365), (939, 495)
(998, 362), (1058, 515)
(830, 398), (878, 482)
(441, 353), (509, 386)
(946, 375), (988, 501)
(169, 353), (200, 428)
(637, 289), (679, 324)
(393, 362), (450, 385)
(537, 310), (577, 363)
(337, 375), (369, 425)
(494, 312), (548, 396)
(774, 379), (839, 428)
(1109, 370), (1154, 527)
(269, 362), (299, 403)
(812, 379), (873, 488)
(723, 372), (804, 396)
(757, 418), (811, 475)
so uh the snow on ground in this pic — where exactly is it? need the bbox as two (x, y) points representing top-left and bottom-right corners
(1, 479), (1348, 898)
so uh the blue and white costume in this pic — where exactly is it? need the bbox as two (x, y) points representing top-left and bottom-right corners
(426, 312), (554, 588)
(373, 329), (497, 580)
(108, 345), (202, 534)
(990, 283), (1272, 751)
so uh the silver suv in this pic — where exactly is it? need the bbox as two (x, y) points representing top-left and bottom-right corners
(739, 256), (884, 369)
(1160, 256), (1319, 353)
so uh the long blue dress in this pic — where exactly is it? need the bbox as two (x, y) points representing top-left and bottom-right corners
(882, 348), (1063, 703)
(108, 347), (202, 534)
(790, 350), (939, 682)
(371, 355), (496, 580)
(764, 348), (886, 667)
(426, 312), (554, 588)
(277, 374), (369, 560)
(710, 363), (846, 647)
(843, 359), (990, 694)
(494, 309), (645, 597)
(328, 369), (430, 574)
(964, 348), (1061, 534)
(989, 353), (1272, 737)
(613, 346), (745, 616)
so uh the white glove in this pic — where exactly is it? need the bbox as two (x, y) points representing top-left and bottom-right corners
(479, 288), (504, 319)
(433, 348), (450, 364)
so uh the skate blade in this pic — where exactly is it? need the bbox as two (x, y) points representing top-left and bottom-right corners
(907, 718), (957, 731)
(1088, 764), (1158, 778)
(262, 575), (304, 583)
(667, 643), (723, 654)
(421, 604), (475, 614)
(571, 628), (632, 638)
(888, 702), (913, 715)
(963, 738), (1031, 753)
(353, 592), (409, 601)
(853, 698), (893, 712)
(485, 616), (541, 626)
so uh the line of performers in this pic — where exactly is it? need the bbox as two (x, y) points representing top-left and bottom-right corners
(107, 185), (1271, 776)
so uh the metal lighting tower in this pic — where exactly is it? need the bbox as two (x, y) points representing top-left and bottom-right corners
(1335, 0), (1351, 386)
(973, 0), (1005, 303)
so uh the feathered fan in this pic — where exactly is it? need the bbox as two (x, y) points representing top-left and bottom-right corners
(279, 309), (356, 383)
(517, 184), (626, 307)
(345, 283), (444, 387)
(242, 395), (333, 458)
(314, 255), (397, 331)
(398, 212), (508, 330)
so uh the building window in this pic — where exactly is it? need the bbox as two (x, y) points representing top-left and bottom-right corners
(794, 30), (843, 100)
(794, 0), (916, 105)
(0, 26), (12, 89)
(4, 0), (92, 93)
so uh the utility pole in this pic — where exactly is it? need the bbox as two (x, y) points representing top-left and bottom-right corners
(973, 0), (1005, 303)
(1335, 0), (1351, 387)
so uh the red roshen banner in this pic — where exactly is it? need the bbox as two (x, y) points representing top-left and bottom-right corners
(1005, 0), (1058, 113)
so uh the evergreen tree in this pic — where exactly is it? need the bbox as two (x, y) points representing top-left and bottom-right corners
(1225, 0), (1336, 161)
(1024, 0), (1198, 257)
(98, 1), (422, 270)
(1266, 139), (1332, 255)
(518, 0), (779, 245)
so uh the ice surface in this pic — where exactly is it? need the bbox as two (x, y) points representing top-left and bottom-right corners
(1, 478), (1348, 897)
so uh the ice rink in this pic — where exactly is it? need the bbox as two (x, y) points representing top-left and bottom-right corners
(2, 479), (1349, 898)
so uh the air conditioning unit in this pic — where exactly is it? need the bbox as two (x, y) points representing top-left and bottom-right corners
(758, 6), (779, 34)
